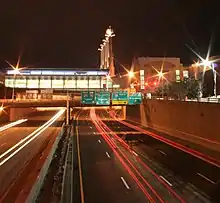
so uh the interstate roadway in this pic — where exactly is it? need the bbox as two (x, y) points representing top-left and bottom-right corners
(73, 108), (219, 203)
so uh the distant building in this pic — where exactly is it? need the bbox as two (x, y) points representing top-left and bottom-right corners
(131, 57), (189, 92)
(3, 68), (114, 98)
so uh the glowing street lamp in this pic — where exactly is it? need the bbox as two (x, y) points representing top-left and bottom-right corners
(5, 58), (23, 101)
(128, 71), (134, 78)
(0, 106), (4, 112)
(188, 40), (220, 97)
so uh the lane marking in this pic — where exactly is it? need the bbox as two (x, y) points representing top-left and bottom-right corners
(121, 177), (130, 189)
(159, 176), (173, 187)
(132, 151), (138, 156)
(106, 152), (111, 158)
(197, 173), (216, 184)
(76, 122), (85, 203)
(98, 140), (101, 143)
(158, 150), (167, 156)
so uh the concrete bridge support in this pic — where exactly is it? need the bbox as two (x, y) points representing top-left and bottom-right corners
(9, 108), (36, 121)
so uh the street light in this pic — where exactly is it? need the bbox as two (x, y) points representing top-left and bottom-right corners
(194, 59), (216, 97)
(128, 71), (134, 78)
(5, 59), (23, 101)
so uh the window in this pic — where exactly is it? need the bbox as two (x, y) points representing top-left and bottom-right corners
(183, 70), (189, 78)
(89, 77), (100, 88)
(27, 79), (39, 88)
(40, 79), (51, 88)
(15, 79), (26, 88)
(77, 78), (88, 89)
(65, 79), (76, 88)
(52, 78), (64, 88)
(140, 69), (145, 89)
(5, 79), (14, 87)
(176, 70), (180, 82)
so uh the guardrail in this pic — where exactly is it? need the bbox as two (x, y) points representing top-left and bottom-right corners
(26, 122), (65, 203)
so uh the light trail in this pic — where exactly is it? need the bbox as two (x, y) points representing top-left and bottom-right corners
(92, 118), (155, 202)
(0, 109), (65, 166)
(90, 109), (156, 202)
(100, 109), (185, 202)
(117, 119), (220, 168)
(0, 119), (27, 132)
(96, 116), (164, 203)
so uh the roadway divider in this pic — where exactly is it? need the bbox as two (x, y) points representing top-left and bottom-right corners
(26, 122), (65, 203)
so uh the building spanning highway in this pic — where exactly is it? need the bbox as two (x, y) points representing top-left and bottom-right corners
(61, 107), (219, 203)
(0, 109), (64, 202)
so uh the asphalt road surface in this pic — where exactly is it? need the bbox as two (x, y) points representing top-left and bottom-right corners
(77, 110), (149, 203)
(98, 108), (220, 203)
(0, 110), (64, 203)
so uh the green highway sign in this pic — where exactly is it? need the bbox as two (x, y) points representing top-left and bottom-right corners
(112, 91), (128, 105)
(81, 91), (95, 104)
(95, 91), (110, 105)
(128, 92), (142, 105)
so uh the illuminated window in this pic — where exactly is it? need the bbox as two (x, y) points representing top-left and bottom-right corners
(40, 79), (51, 88)
(15, 79), (26, 88)
(5, 79), (14, 87)
(27, 79), (39, 88)
(101, 78), (107, 88)
(176, 70), (180, 82)
(183, 70), (189, 78)
(77, 79), (88, 89)
(89, 77), (100, 88)
(52, 79), (64, 88)
(107, 80), (112, 88)
(65, 79), (76, 88)
(140, 69), (145, 89)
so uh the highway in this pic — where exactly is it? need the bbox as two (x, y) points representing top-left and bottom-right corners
(99, 108), (220, 202)
(0, 109), (64, 203)
(73, 107), (219, 203)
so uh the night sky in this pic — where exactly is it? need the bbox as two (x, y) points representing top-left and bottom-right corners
(0, 1), (219, 70)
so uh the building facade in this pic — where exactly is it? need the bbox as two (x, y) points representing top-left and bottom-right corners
(131, 57), (189, 92)
(4, 69), (113, 91)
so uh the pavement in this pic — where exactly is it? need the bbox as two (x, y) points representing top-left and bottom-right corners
(76, 110), (148, 203)
(99, 109), (220, 203)
(0, 110), (63, 202)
